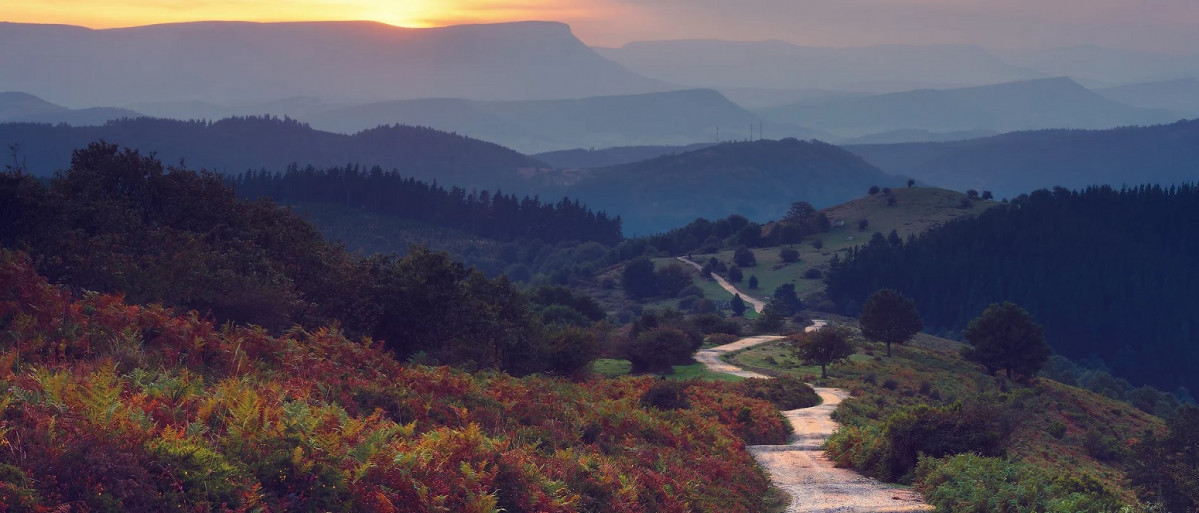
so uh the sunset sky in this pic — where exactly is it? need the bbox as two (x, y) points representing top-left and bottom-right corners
(6, 0), (1199, 52)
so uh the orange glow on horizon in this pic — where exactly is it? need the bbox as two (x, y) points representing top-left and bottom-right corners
(2, 1), (605, 31)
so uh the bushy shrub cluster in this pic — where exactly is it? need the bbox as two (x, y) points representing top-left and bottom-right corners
(915, 454), (1124, 513)
(737, 376), (821, 410)
(825, 401), (1012, 482)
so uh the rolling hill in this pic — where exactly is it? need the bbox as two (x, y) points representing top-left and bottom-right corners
(302, 89), (820, 154)
(0, 91), (138, 125)
(553, 138), (906, 235)
(1096, 78), (1199, 116)
(596, 40), (1042, 92)
(759, 78), (1177, 137)
(0, 21), (666, 107)
(0, 117), (544, 190)
(534, 143), (716, 169)
(846, 119), (1199, 200)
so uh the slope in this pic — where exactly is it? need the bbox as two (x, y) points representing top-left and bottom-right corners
(0, 20), (666, 106)
(760, 78), (1176, 137)
(555, 138), (904, 235)
(0, 91), (138, 125)
(846, 119), (1199, 200)
(304, 89), (818, 154)
(0, 116), (544, 190)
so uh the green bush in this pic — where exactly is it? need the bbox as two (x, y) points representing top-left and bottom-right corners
(738, 376), (821, 410)
(915, 454), (1125, 513)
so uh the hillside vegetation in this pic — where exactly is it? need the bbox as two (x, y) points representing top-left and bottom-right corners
(0, 250), (788, 511)
(827, 184), (1199, 394)
(726, 327), (1170, 510)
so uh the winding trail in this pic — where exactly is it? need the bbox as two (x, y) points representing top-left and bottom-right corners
(676, 256), (766, 313)
(700, 325), (931, 512)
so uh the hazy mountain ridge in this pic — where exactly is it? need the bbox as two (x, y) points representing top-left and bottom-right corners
(596, 40), (1044, 92)
(847, 119), (1199, 200)
(554, 138), (905, 235)
(0, 20), (667, 107)
(0, 116), (544, 190)
(0, 91), (139, 125)
(760, 77), (1178, 137)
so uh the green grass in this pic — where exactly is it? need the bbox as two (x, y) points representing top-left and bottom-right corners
(721, 323), (1163, 507)
(589, 358), (743, 382)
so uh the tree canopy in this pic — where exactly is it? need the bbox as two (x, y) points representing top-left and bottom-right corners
(793, 325), (855, 379)
(962, 302), (1050, 380)
(859, 289), (923, 357)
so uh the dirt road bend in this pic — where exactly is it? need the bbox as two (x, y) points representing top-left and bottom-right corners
(698, 328), (930, 512)
(675, 256), (766, 313)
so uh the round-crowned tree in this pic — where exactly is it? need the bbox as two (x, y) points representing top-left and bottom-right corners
(859, 289), (923, 357)
(962, 302), (1051, 380)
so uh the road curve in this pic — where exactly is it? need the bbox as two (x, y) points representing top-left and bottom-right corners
(698, 326), (930, 513)
(676, 256), (767, 313)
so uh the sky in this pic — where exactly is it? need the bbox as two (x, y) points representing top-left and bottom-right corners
(6, 0), (1199, 53)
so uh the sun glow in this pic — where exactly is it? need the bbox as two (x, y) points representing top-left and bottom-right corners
(1, 0), (587, 30)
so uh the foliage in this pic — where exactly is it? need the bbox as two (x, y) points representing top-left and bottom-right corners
(1128, 405), (1199, 511)
(791, 326), (854, 379)
(624, 327), (701, 374)
(778, 248), (799, 263)
(733, 246), (757, 267)
(826, 183), (1199, 393)
(620, 257), (658, 300)
(747, 275), (759, 289)
(915, 454), (1125, 513)
(770, 284), (802, 316)
(730, 295), (747, 317)
(0, 250), (787, 512)
(737, 376), (821, 410)
(858, 289), (923, 357)
(962, 302), (1050, 380)
(235, 164), (623, 246)
(640, 380), (691, 410)
(727, 265), (743, 283)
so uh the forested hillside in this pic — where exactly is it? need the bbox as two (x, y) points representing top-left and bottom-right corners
(0, 142), (610, 376)
(826, 184), (1199, 393)
(0, 117), (544, 190)
(848, 119), (1199, 200)
(234, 165), (623, 246)
(559, 138), (905, 235)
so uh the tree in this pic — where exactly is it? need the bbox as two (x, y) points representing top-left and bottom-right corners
(727, 265), (743, 283)
(733, 246), (757, 267)
(655, 263), (693, 297)
(793, 325), (855, 379)
(621, 257), (658, 300)
(868, 185), (881, 195)
(858, 219), (869, 231)
(907, 179), (916, 188)
(755, 303), (786, 333)
(982, 190), (994, 200)
(730, 294), (747, 317)
(747, 275), (759, 289)
(859, 289), (923, 357)
(1128, 405), (1199, 511)
(962, 302), (1051, 380)
(966, 189), (980, 199)
(779, 247), (800, 263)
(771, 283), (802, 316)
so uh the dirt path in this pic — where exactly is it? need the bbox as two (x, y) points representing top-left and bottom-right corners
(676, 256), (767, 313)
(699, 328), (930, 512)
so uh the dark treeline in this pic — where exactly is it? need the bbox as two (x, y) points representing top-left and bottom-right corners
(826, 184), (1199, 394)
(1, 142), (607, 376)
(232, 164), (623, 246)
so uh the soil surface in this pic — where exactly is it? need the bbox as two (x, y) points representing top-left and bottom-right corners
(700, 330), (931, 512)
(676, 256), (766, 313)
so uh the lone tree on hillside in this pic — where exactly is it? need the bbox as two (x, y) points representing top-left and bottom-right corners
(730, 294), (747, 317)
(747, 275), (759, 289)
(859, 289), (923, 357)
(771, 283), (802, 316)
(734, 246), (757, 267)
(962, 302), (1051, 380)
(794, 325), (855, 379)
(727, 265), (743, 283)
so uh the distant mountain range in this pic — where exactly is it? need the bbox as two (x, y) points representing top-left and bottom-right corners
(847, 119), (1199, 200)
(0, 21), (666, 106)
(999, 46), (1199, 87)
(1096, 79), (1199, 116)
(534, 144), (715, 169)
(0, 117), (543, 191)
(759, 78), (1179, 137)
(551, 138), (906, 235)
(301, 89), (823, 153)
(596, 41), (1044, 93)
(0, 92), (138, 125)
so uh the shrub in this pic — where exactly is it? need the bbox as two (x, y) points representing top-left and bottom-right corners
(803, 268), (822, 279)
(915, 454), (1124, 513)
(882, 378), (899, 390)
(641, 380), (691, 410)
(779, 248), (800, 263)
(624, 326), (702, 373)
(738, 376), (822, 410)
